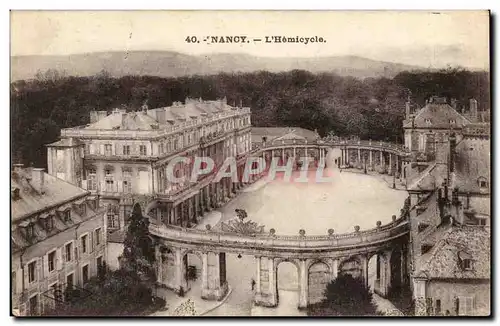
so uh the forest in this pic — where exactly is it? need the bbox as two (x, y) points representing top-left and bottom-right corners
(10, 68), (489, 168)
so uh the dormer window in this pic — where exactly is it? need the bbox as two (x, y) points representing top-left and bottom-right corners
(425, 118), (432, 125)
(458, 251), (473, 270)
(11, 188), (20, 201)
(478, 177), (488, 189)
(63, 209), (71, 222)
(44, 215), (54, 231)
(80, 203), (86, 216)
(19, 221), (35, 240)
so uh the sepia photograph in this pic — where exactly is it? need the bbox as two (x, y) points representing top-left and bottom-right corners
(9, 10), (491, 317)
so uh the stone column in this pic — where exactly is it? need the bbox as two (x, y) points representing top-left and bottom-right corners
(362, 255), (369, 289)
(256, 256), (262, 294)
(156, 246), (163, 285)
(202, 252), (228, 301)
(389, 154), (393, 175)
(298, 259), (309, 309)
(332, 259), (339, 279)
(202, 252), (208, 292)
(358, 148), (361, 164)
(293, 147), (296, 158)
(380, 151), (384, 167)
(175, 248), (185, 293)
(268, 257), (277, 306)
(413, 276), (429, 316)
(369, 150), (373, 168)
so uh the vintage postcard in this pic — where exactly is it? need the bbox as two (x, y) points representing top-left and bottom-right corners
(10, 10), (491, 317)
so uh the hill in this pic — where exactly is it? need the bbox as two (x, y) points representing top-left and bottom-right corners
(11, 51), (424, 81)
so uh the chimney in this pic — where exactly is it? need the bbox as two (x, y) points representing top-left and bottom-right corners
(121, 113), (127, 128)
(155, 109), (166, 124)
(90, 111), (98, 124)
(405, 101), (411, 120)
(449, 133), (457, 173)
(451, 98), (457, 110)
(469, 98), (478, 122)
(13, 163), (24, 173)
(31, 168), (45, 194)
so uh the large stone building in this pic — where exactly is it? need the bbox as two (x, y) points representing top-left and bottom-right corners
(46, 98), (252, 233)
(405, 97), (491, 316)
(11, 165), (107, 316)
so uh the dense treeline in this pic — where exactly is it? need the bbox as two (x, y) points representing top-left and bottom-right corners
(11, 68), (489, 168)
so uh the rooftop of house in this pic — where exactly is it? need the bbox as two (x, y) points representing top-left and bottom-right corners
(416, 224), (490, 280)
(84, 98), (241, 131)
(45, 137), (84, 148)
(11, 166), (88, 222)
(404, 97), (471, 129)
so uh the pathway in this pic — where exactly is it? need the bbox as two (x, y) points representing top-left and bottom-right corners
(372, 293), (405, 316)
(150, 283), (233, 316)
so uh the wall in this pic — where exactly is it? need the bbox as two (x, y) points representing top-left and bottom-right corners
(427, 280), (490, 316)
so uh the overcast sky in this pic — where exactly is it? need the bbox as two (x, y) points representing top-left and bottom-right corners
(10, 11), (490, 69)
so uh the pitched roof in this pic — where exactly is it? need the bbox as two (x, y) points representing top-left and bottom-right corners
(11, 168), (88, 221)
(85, 98), (235, 130)
(403, 101), (470, 129)
(85, 110), (159, 130)
(46, 138), (84, 147)
(417, 225), (490, 280)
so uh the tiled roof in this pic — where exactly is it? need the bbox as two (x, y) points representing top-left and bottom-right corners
(86, 110), (159, 130)
(417, 225), (490, 280)
(403, 102), (470, 129)
(11, 168), (88, 221)
(85, 98), (235, 130)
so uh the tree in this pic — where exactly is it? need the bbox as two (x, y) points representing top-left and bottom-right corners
(308, 273), (379, 316)
(121, 203), (156, 287)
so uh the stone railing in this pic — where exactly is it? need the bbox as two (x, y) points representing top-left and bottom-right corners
(253, 139), (409, 156)
(149, 215), (409, 251)
(60, 107), (250, 140)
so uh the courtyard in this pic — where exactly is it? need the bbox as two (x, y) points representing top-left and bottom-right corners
(165, 158), (407, 316)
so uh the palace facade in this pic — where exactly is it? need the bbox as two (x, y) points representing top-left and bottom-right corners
(46, 98), (252, 232)
(11, 165), (107, 316)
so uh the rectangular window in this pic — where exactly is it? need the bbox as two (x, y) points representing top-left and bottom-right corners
(107, 213), (117, 229)
(160, 143), (164, 154)
(87, 168), (97, 191)
(48, 250), (56, 272)
(28, 261), (36, 283)
(66, 273), (74, 290)
(80, 203), (86, 216)
(95, 228), (101, 246)
(435, 299), (441, 315)
(82, 264), (89, 284)
(65, 242), (72, 262)
(122, 145), (130, 155)
(12, 271), (16, 294)
(97, 256), (103, 269)
(45, 216), (54, 230)
(26, 223), (34, 239)
(139, 145), (147, 156)
(104, 144), (112, 156)
(64, 210), (71, 222)
(29, 294), (38, 316)
(81, 234), (88, 254)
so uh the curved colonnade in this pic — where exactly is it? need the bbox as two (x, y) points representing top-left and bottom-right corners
(148, 140), (411, 309)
